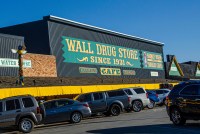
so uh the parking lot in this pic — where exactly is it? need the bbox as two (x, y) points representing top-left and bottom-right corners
(1, 106), (200, 134)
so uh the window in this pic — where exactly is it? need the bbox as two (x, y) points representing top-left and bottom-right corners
(44, 101), (57, 110)
(134, 88), (145, 94)
(180, 85), (198, 95)
(93, 93), (103, 100)
(124, 89), (133, 95)
(116, 90), (125, 96)
(6, 99), (20, 111)
(107, 90), (125, 97)
(78, 94), (92, 102)
(0, 102), (2, 112)
(155, 90), (163, 94)
(163, 90), (169, 93)
(15, 99), (20, 109)
(56, 100), (74, 107)
(22, 98), (34, 108)
(107, 91), (116, 97)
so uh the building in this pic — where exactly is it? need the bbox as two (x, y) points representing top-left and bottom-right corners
(0, 15), (165, 79)
(0, 15), (179, 99)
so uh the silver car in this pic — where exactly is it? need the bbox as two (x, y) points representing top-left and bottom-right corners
(0, 95), (42, 133)
(42, 98), (91, 124)
(123, 87), (150, 112)
(154, 89), (171, 106)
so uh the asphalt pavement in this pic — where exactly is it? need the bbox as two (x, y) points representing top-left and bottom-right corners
(1, 107), (200, 134)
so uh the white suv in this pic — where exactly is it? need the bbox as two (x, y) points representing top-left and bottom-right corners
(123, 87), (150, 112)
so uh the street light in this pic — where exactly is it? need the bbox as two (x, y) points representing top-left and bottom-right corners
(11, 45), (27, 86)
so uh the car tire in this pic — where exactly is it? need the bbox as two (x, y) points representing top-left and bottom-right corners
(18, 118), (34, 133)
(147, 100), (155, 109)
(170, 107), (186, 126)
(132, 100), (143, 112)
(110, 104), (121, 116)
(70, 112), (82, 123)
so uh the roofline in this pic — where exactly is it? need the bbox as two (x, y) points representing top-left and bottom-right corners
(0, 33), (24, 40)
(44, 15), (164, 46)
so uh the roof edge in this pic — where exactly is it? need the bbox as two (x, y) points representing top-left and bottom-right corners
(44, 15), (164, 46)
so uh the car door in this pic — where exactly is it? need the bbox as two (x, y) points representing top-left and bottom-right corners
(195, 84), (200, 114)
(179, 84), (199, 114)
(3, 99), (21, 126)
(0, 101), (4, 126)
(90, 93), (107, 113)
(52, 99), (73, 121)
(44, 100), (60, 123)
(45, 99), (75, 123)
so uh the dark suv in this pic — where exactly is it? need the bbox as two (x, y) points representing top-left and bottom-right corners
(0, 95), (42, 133)
(166, 80), (200, 125)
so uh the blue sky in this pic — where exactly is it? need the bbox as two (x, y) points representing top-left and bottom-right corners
(0, 0), (199, 62)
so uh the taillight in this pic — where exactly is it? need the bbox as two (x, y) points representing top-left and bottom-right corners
(83, 104), (89, 107)
(128, 97), (131, 102)
(146, 93), (149, 98)
(156, 94), (158, 97)
(37, 107), (41, 114)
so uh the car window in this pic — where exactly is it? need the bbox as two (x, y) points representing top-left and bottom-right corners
(180, 85), (198, 95)
(15, 99), (20, 109)
(116, 90), (125, 96)
(124, 89), (133, 95)
(56, 100), (74, 107)
(6, 99), (20, 111)
(163, 90), (169, 93)
(107, 91), (116, 97)
(44, 101), (57, 110)
(93, 93), (103, 100)
(78, 94), (92, 102)
(133, 88), (145, 94)
(0, 102), (2, 112)
(22, 98), (34, 108)
(155, 90), (163, 94)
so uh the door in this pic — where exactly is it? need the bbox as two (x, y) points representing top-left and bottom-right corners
(91, 93), (107, 113)
(0, 101), (4, 126)
(44, 100), (73, 123)
(3, 99), (21, 126)
(195, 85), (200, 114)
(179, 85), (199, 114)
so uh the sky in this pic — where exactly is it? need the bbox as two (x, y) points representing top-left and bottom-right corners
(0, 0), (199, 62)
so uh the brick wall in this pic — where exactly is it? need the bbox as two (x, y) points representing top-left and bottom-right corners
(23, 53), (57, 77)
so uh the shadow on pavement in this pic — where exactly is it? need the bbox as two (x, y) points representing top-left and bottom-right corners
(87, 123), (200, 134)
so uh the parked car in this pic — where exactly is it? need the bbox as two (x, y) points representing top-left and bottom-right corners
(41, 98), (91, 124)
(0, 95), (42, 133)
(75, 89), (131, 116)
(122, 87), (150, 112)
(154, 89), (171, 106)
(146, 90), (160, 109)
(166, 80), (200, 125)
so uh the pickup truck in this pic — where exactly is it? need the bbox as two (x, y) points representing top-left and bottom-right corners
(75, 89), (131, 116)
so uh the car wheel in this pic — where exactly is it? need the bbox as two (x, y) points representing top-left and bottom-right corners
(170, 108), (186, 125)
(148, 100), (155, 109)
(18, 118), (34, 133)
(70, 112), (82, 123)
(132, 100), (143, 112)
(110, 104), (121, 116)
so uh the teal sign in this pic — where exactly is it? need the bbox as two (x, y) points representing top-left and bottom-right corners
(142, 51), (163, 70)
(169, 61), (181, 76)
(62, 36), (141, 68)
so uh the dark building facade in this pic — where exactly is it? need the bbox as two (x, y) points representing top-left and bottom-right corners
(0, 15), (165, 79)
